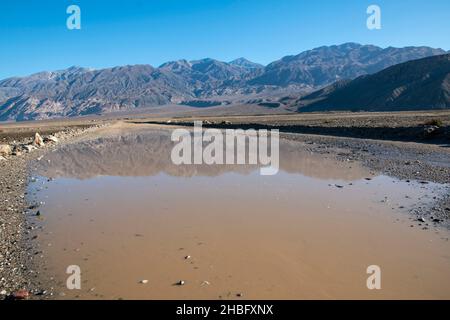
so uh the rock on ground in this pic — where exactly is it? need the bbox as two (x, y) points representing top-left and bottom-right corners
(0, 144), (12, 156)
(33, 133), (45, 147)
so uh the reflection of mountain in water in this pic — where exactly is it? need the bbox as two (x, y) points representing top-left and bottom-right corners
(35, 129), (369, 181)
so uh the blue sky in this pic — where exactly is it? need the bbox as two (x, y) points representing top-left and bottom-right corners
(0, 0), (449, 79)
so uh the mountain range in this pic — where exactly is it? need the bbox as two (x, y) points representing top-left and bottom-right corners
(0, 43), (448, 121)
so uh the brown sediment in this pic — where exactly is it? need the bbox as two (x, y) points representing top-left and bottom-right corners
(27, 126), (450, 300)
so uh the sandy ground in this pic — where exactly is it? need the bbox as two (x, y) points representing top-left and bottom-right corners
(0, 110), (449, 299)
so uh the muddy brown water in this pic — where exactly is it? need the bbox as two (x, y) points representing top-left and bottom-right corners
(28, 127), (450, 299)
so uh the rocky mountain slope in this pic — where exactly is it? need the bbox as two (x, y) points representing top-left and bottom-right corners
(296, 54), (450, 112)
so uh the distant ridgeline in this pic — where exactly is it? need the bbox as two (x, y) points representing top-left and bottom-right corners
(0, 43), (448, 121)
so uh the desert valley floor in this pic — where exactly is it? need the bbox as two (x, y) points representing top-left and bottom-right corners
(1, 110), (450, 299)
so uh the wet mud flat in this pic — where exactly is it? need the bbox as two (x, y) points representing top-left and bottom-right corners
(25, 126), (450, 299)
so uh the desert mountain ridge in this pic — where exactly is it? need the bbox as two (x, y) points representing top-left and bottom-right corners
(0, 43), (448, 121)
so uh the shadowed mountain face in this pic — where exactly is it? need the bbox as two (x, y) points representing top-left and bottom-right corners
(0, 43), (447, 121)
(296, 54), (450, 112)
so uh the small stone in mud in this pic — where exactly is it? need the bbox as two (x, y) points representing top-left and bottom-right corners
(365, 178), (372, 181)
(35, 210), (41, 216)
(35, 290), (47, 296)
(175, 280), (185, 286)
(418, 217), (426, 223)
(236, 293), (243, 297)
(12, 289), (30, 300)
(139, 280), (148, 284)
(44, 135), (59, 143)
(184, 255), (191, 260)
(335, 184), (344, 189)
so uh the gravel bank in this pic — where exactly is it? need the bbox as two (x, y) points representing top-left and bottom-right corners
(280, 132), (450, 229)
(0, 124), (109, 300)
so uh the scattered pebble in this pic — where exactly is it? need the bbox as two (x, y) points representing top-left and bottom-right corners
(12, 289), (30, 300)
